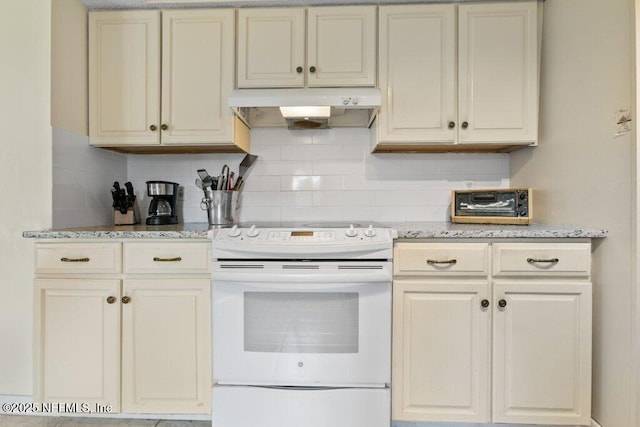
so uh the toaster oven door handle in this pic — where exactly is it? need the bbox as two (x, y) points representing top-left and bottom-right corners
(426, 259), (457, 265)
(527, 257), (559, 264)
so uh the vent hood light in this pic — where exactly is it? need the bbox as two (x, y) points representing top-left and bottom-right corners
(279, 106), (331, 119)
(228, 88), (381, 130)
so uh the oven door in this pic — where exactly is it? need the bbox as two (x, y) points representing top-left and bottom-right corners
(212, 262), (391, 387)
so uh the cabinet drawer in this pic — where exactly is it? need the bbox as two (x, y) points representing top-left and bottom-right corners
(492, 243), (591, 277)
(394, 243), (489, 276)
(35, 243), (122, 274)
(124, 242), (211, 274)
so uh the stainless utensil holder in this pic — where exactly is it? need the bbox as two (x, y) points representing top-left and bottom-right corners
(201, 190), (239, 225)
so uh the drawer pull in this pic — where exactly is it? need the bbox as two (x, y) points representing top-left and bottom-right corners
(527, 257), (559, 264)
(498, 299), (507, 308)
(60, 257), (90, 263)
(481, 299), (490, 308)
(153, 257), (182, 262)
(426, 259), (457, 265)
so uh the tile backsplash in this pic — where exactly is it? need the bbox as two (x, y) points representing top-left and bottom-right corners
(53, 127), (509, 227)
(128, 128), (510, 224)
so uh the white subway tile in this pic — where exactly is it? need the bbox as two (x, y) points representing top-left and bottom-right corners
(280, 206), (343, 222)
(251, 128), (313, 145)
(405, 206), (450, 222)
(241, 176), (280, 192)
(241, 191), (282, 207)
(312, 160), (365, 175)
(280, 191), (313, 207)
(238, 206), (281, 223)
(252, 160), (313, 176)
(280, 144), (338, 161)
(312, 128), (369, 145)
(280, 175), (344, 191)
(313, 191), (375, 207)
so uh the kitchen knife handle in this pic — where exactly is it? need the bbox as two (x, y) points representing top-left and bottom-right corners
(426, 259), (457, 265)
(60, 257), (90, 263)
(153, 257), (182, 262)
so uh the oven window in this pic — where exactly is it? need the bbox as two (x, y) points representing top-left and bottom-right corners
(244, 292), (359, 354)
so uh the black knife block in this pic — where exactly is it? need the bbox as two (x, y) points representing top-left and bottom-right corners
(114, 201), (141, 225)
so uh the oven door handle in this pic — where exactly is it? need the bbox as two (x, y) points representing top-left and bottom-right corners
(212, 269), (392, 284)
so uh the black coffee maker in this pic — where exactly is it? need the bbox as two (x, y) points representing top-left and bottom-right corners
(146, 181), (179, 225)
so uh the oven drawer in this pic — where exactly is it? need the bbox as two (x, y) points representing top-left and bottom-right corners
(492, 243), (591, 277)
(35, 242), (122, 274)
(124, 242), (211, 274)
(394, 243), (490, 277)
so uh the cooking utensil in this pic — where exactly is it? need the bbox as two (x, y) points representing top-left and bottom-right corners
(228, 171), (235, 191)
(238, 154), (258, 180)
(195, 178), (204, 189)
(197, 169), (210, 181)
(219, 165), (230, 191)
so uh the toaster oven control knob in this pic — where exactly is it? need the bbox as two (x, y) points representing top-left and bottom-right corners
(247, 225), (260, 238)
(519, 208), (528, 217)
(345, 225), (358, 237)
(364, 225), (376, 237)
(228, 225), (241, 238)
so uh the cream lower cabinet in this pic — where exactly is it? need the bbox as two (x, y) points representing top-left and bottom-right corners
(33, 240), (211, 415)
(393, 241), (592, 426)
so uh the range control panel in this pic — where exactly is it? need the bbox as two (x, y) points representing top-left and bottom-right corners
(215, 225), (394, 244)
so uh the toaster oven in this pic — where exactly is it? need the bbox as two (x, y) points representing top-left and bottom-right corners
(451, 188), (532, 225)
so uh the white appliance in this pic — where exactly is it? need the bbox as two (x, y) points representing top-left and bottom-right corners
(211, 223), (394, 427)
(227, 88), (381, 129)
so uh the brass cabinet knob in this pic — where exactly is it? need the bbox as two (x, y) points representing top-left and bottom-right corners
(296, 66), (303, 73)
(461, 121), (469, 129)
(106, 296), (117, 304)
(498, 299), (507, 308)
(122, 296), (131, 304)
(309, 66), (316, 73)
(481, 299), (490, 308)
(448, 121), (455, 129)
(149, 124), (157, 131)
(161, 124), (168, 131)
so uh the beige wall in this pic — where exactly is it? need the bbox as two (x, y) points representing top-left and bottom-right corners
(0, 1), (52, 394)
(52, 0), (88, 135)
(510, 0), (635, 425)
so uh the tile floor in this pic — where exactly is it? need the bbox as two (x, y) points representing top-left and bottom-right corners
(0, 416), (209, 427)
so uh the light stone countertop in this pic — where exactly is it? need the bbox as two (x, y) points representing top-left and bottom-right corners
(23, 222), (607, 240)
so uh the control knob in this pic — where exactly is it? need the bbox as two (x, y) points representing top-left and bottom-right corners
(345, 224), (358, 238)
(247, 225), (260, 238)
(364, 225), (377, 237)
(228, 225), (241, 238)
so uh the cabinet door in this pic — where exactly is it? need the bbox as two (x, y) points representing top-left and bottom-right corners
(34, 279), (121, 411)
(307, 6), (376, 87)
(492, 281), (592, 425)
(89, 11), (160, 146)
(161, 9), (235, 145)
(237, 8), (305, 88)
(393, 280), (491, 423)
(458, 2), (538, 145)
(122, 279), (211, 414)
(377, 5), (456, 145)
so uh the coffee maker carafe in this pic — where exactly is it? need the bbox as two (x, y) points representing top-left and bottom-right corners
(146, 181), (179, 225)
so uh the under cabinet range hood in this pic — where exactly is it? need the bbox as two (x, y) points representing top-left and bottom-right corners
(228, 88), (381, 130)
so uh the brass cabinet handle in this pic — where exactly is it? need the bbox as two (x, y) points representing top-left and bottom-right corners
(106, 296), (117, 304)
(60, 257), (90, 263)
(461, 121), (469, 129)
(296, 66), (303, 73)
(448, 121), (455, 129)
(149, 124), (157, 131)
(122, 296), (131, 304)
(426, 259), (457, 265)
(498, 299), (507, 308)
(481, 299), (490, 308)
(527, 257), (559, 264)
(153, 257), (182, 262)
(161, 124), (168, 131)
(309, 66), (316, 73)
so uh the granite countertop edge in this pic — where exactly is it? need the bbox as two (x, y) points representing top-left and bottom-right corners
(23, 222), (608, 240)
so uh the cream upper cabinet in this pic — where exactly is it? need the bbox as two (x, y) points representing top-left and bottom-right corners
(237, 6), (376, 88)
(375, 2), (538, 153)
(90, 10), (248, 153)
(89, 11), (160, 146)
